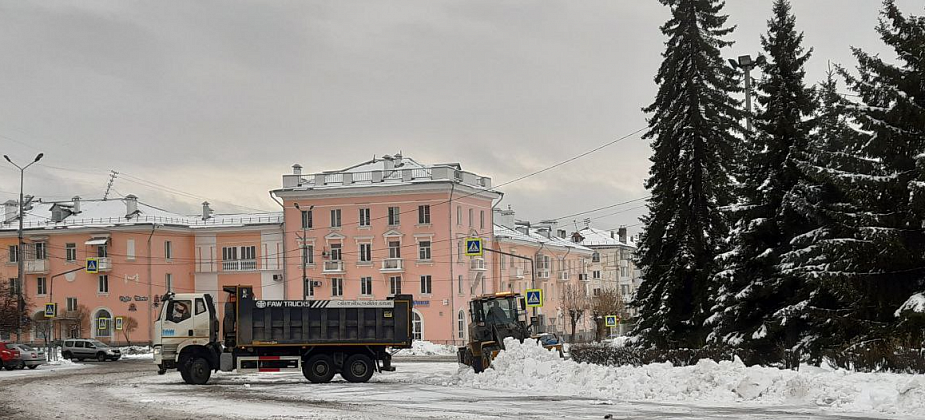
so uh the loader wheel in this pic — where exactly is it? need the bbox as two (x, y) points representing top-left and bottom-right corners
(303, 354), (335, 383)
(341, 354), (374, 383)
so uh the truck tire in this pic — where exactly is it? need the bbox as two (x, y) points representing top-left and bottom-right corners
(341, 354), (374, 383)
(187, 357), (212, 385)
(302, 354), (335, 383)
(180, 365), (192, 383)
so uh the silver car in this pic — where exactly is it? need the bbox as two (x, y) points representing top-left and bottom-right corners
(62, 339), (121, 362)
(8, 344), (46, 369)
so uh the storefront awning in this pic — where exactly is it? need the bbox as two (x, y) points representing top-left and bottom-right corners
(85, 238), (108, 245)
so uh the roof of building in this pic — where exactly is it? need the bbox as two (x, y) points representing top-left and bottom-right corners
(1, 197), (282, 231)
(573, 226), (636, 248)
(278, 153), (495, 193)
(493, 224), (593, 253)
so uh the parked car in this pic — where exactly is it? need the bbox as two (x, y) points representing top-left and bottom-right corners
(0, 342), (22, 370)
(61, 339), (121, 362)
(8, 343), (46, 369)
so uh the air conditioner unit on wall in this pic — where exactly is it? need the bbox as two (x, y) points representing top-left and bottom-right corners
(313, 281), (323, 288)
(272, 274), (282, 282)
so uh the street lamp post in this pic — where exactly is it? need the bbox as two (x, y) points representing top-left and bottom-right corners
(3, 152), (44, 340)
(728, 54), (766, 133)
(293, 203), (313, 299)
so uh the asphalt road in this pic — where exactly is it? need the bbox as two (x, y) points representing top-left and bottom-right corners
(0, 359), (910, 420)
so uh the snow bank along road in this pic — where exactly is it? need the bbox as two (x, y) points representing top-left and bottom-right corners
(0, 356), (918, 420)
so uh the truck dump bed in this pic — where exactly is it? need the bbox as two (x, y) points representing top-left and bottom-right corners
(225, 286), (414, 347)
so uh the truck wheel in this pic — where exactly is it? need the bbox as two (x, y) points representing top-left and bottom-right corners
(97, 353), (107, 362)
(187, 358), (212, 385)
(341, 354), (374, 383)
(179, 365), (192, 383)
(302, 354), (335, 383)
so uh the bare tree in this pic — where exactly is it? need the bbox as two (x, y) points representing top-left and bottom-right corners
(32, 311), (52, 345)
(0, 280), (30, 339)
(561, 284), (590, 343)
(122, 316), (139, 346)
(591, 287), (626, 341)
(62, 304), (90, 339)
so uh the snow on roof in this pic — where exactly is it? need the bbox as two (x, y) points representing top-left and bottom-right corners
(1, 197), (281, 231)
(574, 226), (636, 248)
(493, 224), (593, 253)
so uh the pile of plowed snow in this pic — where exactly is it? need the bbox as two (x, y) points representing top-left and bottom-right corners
(454, 338), (925, 416)
(396, 340), (457, 356)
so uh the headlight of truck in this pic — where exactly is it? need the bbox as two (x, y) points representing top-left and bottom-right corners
(153, 347), (161, 355)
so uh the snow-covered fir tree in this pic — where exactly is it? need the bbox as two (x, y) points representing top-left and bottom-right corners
(783, 0), (925, 350)
(707, 0), (816, 362)
(632, 0), (742, 349)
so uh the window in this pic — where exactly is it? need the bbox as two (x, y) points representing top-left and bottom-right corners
(480, 210), (485, 229)
(458, 275), (463, 294)
(592, 252), (600, 263)
(332, 278), (343, 297)
(388, 241), (401, 259)
(468, 208), (473, 227)
(420, 275), (432, 294)
(97, 245), (108, 258)
(457, 310), (466, 339)
(8, 278), (18, 296)
(330, 244), (342, 261)
(593, 288), (601, 297)
(621, 285), (630, 296)
(412, 311), (423, 341)
(389, 276), (402, 295)
(360, 277), (373, 296)
(241, 246), (256, 260)
(500, 254), (506, 266)
(457, 240), (463, 261)
(359, 208), (370, 227)
(304, 278), (315, 298)
(330, 209), (341, 227)
(387, 206), (400, 225)
(302, 210), (313, 229)
(418, 205), (430, 224)
(126, 240), (135, 261)
(166, 273), (172, 292)
(95, 310), (112, 338)
(98, 275), (109, 294)
(456, 206), (462, 225)
(223, 246), (238, 261)
(165, 241), (173, 260)
(8, 245), (17, 263)
(34, 243), (47, 260)
(66, 297), (77, 312)
(66, 243), (77, 262)
(621, 266), (628, 277)
(36, 277), (47, 296)
(359, 243), (372, 263)
(195, 298), (206, 315)
(418, 241), (431, 260)
(303, 244), (316, 265)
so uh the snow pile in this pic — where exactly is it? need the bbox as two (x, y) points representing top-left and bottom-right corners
(454, 338), (925, 416)
(895, 293), (925, 316)
(119, 346), (154, 359)
(395, 341), (457, 356)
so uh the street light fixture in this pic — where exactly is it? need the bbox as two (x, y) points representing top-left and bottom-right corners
(3, 152), (44, 340)
(728, 54), (766, 133)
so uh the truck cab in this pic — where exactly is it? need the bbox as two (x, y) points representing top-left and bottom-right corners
(153, 292), (221, 383)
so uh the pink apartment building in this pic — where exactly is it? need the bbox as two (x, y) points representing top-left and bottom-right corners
(0, 196), (283, 345)
(272, 154), (500, 345)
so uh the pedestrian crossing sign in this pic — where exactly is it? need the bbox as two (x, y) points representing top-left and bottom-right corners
(465, 238), (483, 256)
(525, 289), (543, 307)
(86, 257), (99, 274)
(605, 315), (618, 327)
(44, 303), (56, 318)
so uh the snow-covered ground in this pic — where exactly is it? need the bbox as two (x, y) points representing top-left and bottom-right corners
(392, 340), (457, 356)
(0, 356), (87, 380)
(119, 345), (154, 360)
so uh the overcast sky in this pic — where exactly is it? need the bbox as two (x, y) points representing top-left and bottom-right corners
(0, 0), (918, 235)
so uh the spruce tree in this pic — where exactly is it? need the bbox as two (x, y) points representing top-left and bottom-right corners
(783, 0), (925, 349)
(633, 0), (742, 349)
(707, 0), (816, 363)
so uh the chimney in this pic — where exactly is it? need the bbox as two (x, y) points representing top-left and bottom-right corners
(495, 207), (516, 229)
(292, 164), (302, 175)
(202, 201), (214, 221)
(393, 152), (403, 167)
(610, 231), (615, 239)
(618, 226), (628, 244)
(124, 194), (138, 219)
(4, 200), (17, 224)
(72, 196), (81, 213)
(557, 229), (566, 239)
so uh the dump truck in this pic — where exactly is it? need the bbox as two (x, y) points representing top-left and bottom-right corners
(457, 292), (562, 373)
(153, 285), (413, 385)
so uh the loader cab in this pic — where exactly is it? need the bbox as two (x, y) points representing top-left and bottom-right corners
(467, 293), (528, 344)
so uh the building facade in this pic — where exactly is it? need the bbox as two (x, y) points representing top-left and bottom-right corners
(572, 223), (642, 325)
(272, 154), (500, 345)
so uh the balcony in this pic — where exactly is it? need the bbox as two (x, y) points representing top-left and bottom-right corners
(323, 261), (345, 274)
(97, 257), (112, 272)
(510, 267), (525, 279)
(380, 258), (404, 273)
(24, 259), (49, 274)
(469, 258), (487, 271)
(222, 259), (257, 272)
(578, 273), (590, 282)
(558, 271), (570, 281)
